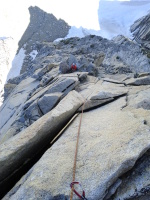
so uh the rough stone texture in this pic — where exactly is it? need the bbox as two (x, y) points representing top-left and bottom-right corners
(108, 84), (150, 200)
(127, 87), (150, 110)
(4, 83), (17, 100)
(24, 100), (43, 124)
(4, 96), (150, 200)
(78, 80), (128, 111)
(24, 77), (78, 109)
(0, 77), (39, 142)
(18, 6), (70, 54)
(79, 62), (98, 76)
(104, 179), (122, 200)
(38, 92), (62, 114)
(113, 150), (150, 200)
(0, 91), (84, 185)
(125, 76), (150, 86)
(5, 32), (150, 92)
(130, 12), (150, 50)
(1, 17), (150, 199)
(94, 52), (105, 67)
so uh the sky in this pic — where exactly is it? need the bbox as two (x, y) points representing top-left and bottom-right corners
(0, 0), (150, 39)
(0, 0), (150, 106)
(0, 0), (100, 39)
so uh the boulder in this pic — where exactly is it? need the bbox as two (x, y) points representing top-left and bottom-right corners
(79, 62), (98, 76)
(38, 92), (62, 114)
(59, 61), (71, 74)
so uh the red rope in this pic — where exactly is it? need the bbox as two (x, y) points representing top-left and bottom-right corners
(70, 102), (85, 200)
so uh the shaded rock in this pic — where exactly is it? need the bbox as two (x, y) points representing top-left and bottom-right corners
(137, 72), (150, 78)
(59, 61), (71, 74)
(24, 100), (43, 124)
(0, 77), (40, 140)
(32, 63), (57, 80)
(79, 97), (113, 111)
(137, 99), (150, 110)
(113, 150), (150, 200)
(131, 12), (150, 50)
(78, 72), (88, 82)
(24, 77), (78, 109)
(38, 92), (62, 114)
(103, 52), (132, 74)
(125, 86), (150, 117)
(79, 62), (98, 76)
(94, 52), (105, 67)
(18, 6), (70, 53)
(105, 179), (122, 200)
(4, 97), (150, 200)
(110, 35), (150, 73)
(0, 90), (84, 187)
(103, 73), (133, 84)
(67, 54), (78, 67)
(4, 83), (17, 100)
(125, 76), (150, 85)
(39, 73), (54, 87)
(88, 80), (128, 100)
(7, 72), (31, 86)
(91, 91), (117, 100)
(59, 55), (78, 74)
(80, 78), (128, 111)
(0, 122), (25, 145)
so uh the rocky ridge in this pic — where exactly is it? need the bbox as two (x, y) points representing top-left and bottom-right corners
(0, 6), (71, 107)
(18, 6), (70, 54)
(131, 12), (150, 55)
(0, 23), (150, 200)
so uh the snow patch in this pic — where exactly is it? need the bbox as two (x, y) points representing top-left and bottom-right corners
(54, 26), (102, 42)
(98, 1), (150, 39)
(6, 48), (26, 81)
(29, 50), (38, 60)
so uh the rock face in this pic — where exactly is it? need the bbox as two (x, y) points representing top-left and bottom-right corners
(3, 87), (150, 200)
(18, 6), (70, 54)
(0, 91), (83, 186)
(1, 17), (150, 199)
(131, 12), (150, 50)
(8, 33), (150, 88)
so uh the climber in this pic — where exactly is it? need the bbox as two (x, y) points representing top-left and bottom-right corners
(71, 63), (77, 72)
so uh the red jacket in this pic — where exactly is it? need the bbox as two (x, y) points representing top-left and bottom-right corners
(71, 64), (77, 71)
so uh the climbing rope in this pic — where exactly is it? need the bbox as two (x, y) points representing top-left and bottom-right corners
(69, 80), (98, 200)
(70, 102), (87, 200)
(70, 182), (87, 200)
